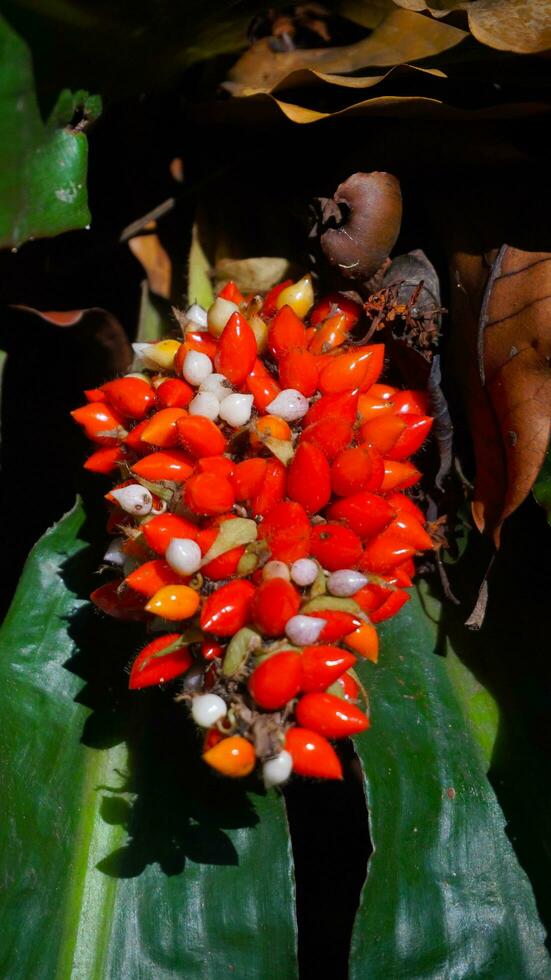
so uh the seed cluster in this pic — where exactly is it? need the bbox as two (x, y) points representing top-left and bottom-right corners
(72, 275), (433, 784)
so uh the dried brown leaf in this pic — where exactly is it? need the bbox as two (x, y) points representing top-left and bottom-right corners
(129, 232), (172, 299)
(393, 0), (551, 51)
(225, 9), (466, 95)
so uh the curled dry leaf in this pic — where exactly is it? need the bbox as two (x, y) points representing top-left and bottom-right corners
(450, 246), (551, 544)
(394, 0), (551, 52)
(478, 246), (551, 529)
(128, 231), (172, 299)
(320, 172), (402, 281)
(224, 8), (466, 95)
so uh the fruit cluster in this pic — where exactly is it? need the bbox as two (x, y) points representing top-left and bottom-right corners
(72, 275), (433, 784)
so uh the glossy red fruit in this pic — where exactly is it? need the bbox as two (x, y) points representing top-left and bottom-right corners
(129, 634), (192, 689)
(300, 417), (354, 462)
(309, 523), (363, 571)
(262, 279), (292, 317)
(132, 450), (194, 482)
(156, 378), (193, 409)
(352, 583), (390, 615)
(388, 492), (426, 525)
(278, 347), (319, 396)
(370, 589), (410, 623)
(296, 693), (369, 739)
(245, 358), (281, 412)
(287, 442), (331, 515)
(251, 459), (287, 517)
(232, 458), (268, 501)
(200, 579), (256, 636)
(330, 445), (384, 496)
(248, 651), (302, 709)
(390, 389), (429, 415)
(90, 580), (146, 620)
(215, 311), (257, 385)
(360, 414), (406, 454)
(310, 292), (361, 329)
(71, 402), (125, 445)
(285, 727), (343, 780)
(218, 279), (244, 304)
(125, 559), (183, 597)
(250, 579), (301, 637)
(201, 641), (224, 661)
(176, 415), (227, 457)
(197, 525), (245, 579)
(384, 513), (433, 551)
(178, 331), (218, 361)
(332, 671), (360, 701)
(316, 611), (363, 643)
(84, 446), (125, 473)
(197, 455), (235, 479)
(268, 305), (306, 359)
(360, 535), (416, 574)
(380, 460), (421, 492)
(124, 418), (151, 455)
(300, 646), (356, 693)
(326, 490), (394, 539)
(185, 472), (235, 516)
(304, 390), (358, 427)
(142, 513), (198, 554)
(318, 345), (384, 395)
(141, 407), (187, 449)
(386, 414), (433, 461)
(308, 311), (351, 355)
(357, 392), (394, 423)
(101, 377), (155, 420)
(258, 500), (310, 563)
(84, 386), (105, 402)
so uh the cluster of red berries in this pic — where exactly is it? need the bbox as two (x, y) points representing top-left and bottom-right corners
(72, 274), (433, 784)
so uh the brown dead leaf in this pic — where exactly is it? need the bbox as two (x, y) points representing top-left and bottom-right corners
(128, 231), (172, 299)
(479, 246), (551, 527)
(215, 256), (291, 293)
(393, 0), (551, 51)
(225, 8), (466, 95)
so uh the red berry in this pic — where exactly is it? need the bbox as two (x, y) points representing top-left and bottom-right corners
(251, 459), (287, 517)
(295, 692), (369, 739)
(245, 359), (281, 412)
(309, 523), (362, 571)
(330, 445), (384, 496)
(381, 460), (421, 492)
(83, 446), (125, 474)
(360, 535), (416, 575)
(386, 414), (433, 461)
(215, 311), (257, 385)
(129, 634), (192, 689)
(71, 402), (125, 445)
(232, 458), (268, 501)
(132, 450), (194, 482)
(300, 646), (356, 693)
(90, 580), (146, 620)
(250, 579), (300, 637)
(370, 589), (410, 623)
(156, 378), (193, 409)
(278, 347), (319, 396)
(177, 415), (227, 457)
(125, 559), (184, 597)
(262, 279), (292, 317)
(142, 513), (198, 554)
(390, 389), (429, 415)
(316, 610), (363, 643)
(185, 472), (235, 516)
(200, 580), (256, 636)
(326, 490), (394, 540)
(285, 727), (343, 780)
(101, 377), (156, 420)
(218, 280), (244, 305)
(268, 305), (306, 359)
(287, 442), (331, 515)
(197, 455), (236, 479)
(317, 345), (384, 395)
(258, 500), (311, 564)
(248, 651), (302, 709)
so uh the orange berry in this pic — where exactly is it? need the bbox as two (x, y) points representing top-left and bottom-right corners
(250, 415), (292, 449)
(203, 735), (256, 778)
(145, 584), (200, 620)
(344, 622), (379, 662)
(141, 407), (188, 449)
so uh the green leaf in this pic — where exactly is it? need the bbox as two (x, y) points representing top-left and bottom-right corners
(0, 501), (298, 979)
(0, 13), (100, 248)
(533, 447), (551, 525)
(350, 585), (550, 979)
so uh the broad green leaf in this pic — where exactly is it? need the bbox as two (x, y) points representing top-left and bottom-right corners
(0, 501), (298, 979)
(350, 586), (551, 979)
(0, 13), (100, 248)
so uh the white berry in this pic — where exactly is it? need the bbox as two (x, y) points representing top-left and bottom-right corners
(263, 751), (293, 788)
(219, 393), (253, 428)
(184, 303), (208, 330)
(262, 560), (290, 582)
(189, 391), (220, 420)
(111, 484), (152, 516)
(327, 569), (369, 597)
(200, 373), (232, 401)
(182, 350), (213, 386)
(290, 558), (319, 587)
(266, 389), (309, 422)
(285, 614), (325, 645)
(103, 537), (125, 567)
(191, 693), (227, 728)
(166, 538), (202, 576)
(207, 297), (239, 337)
